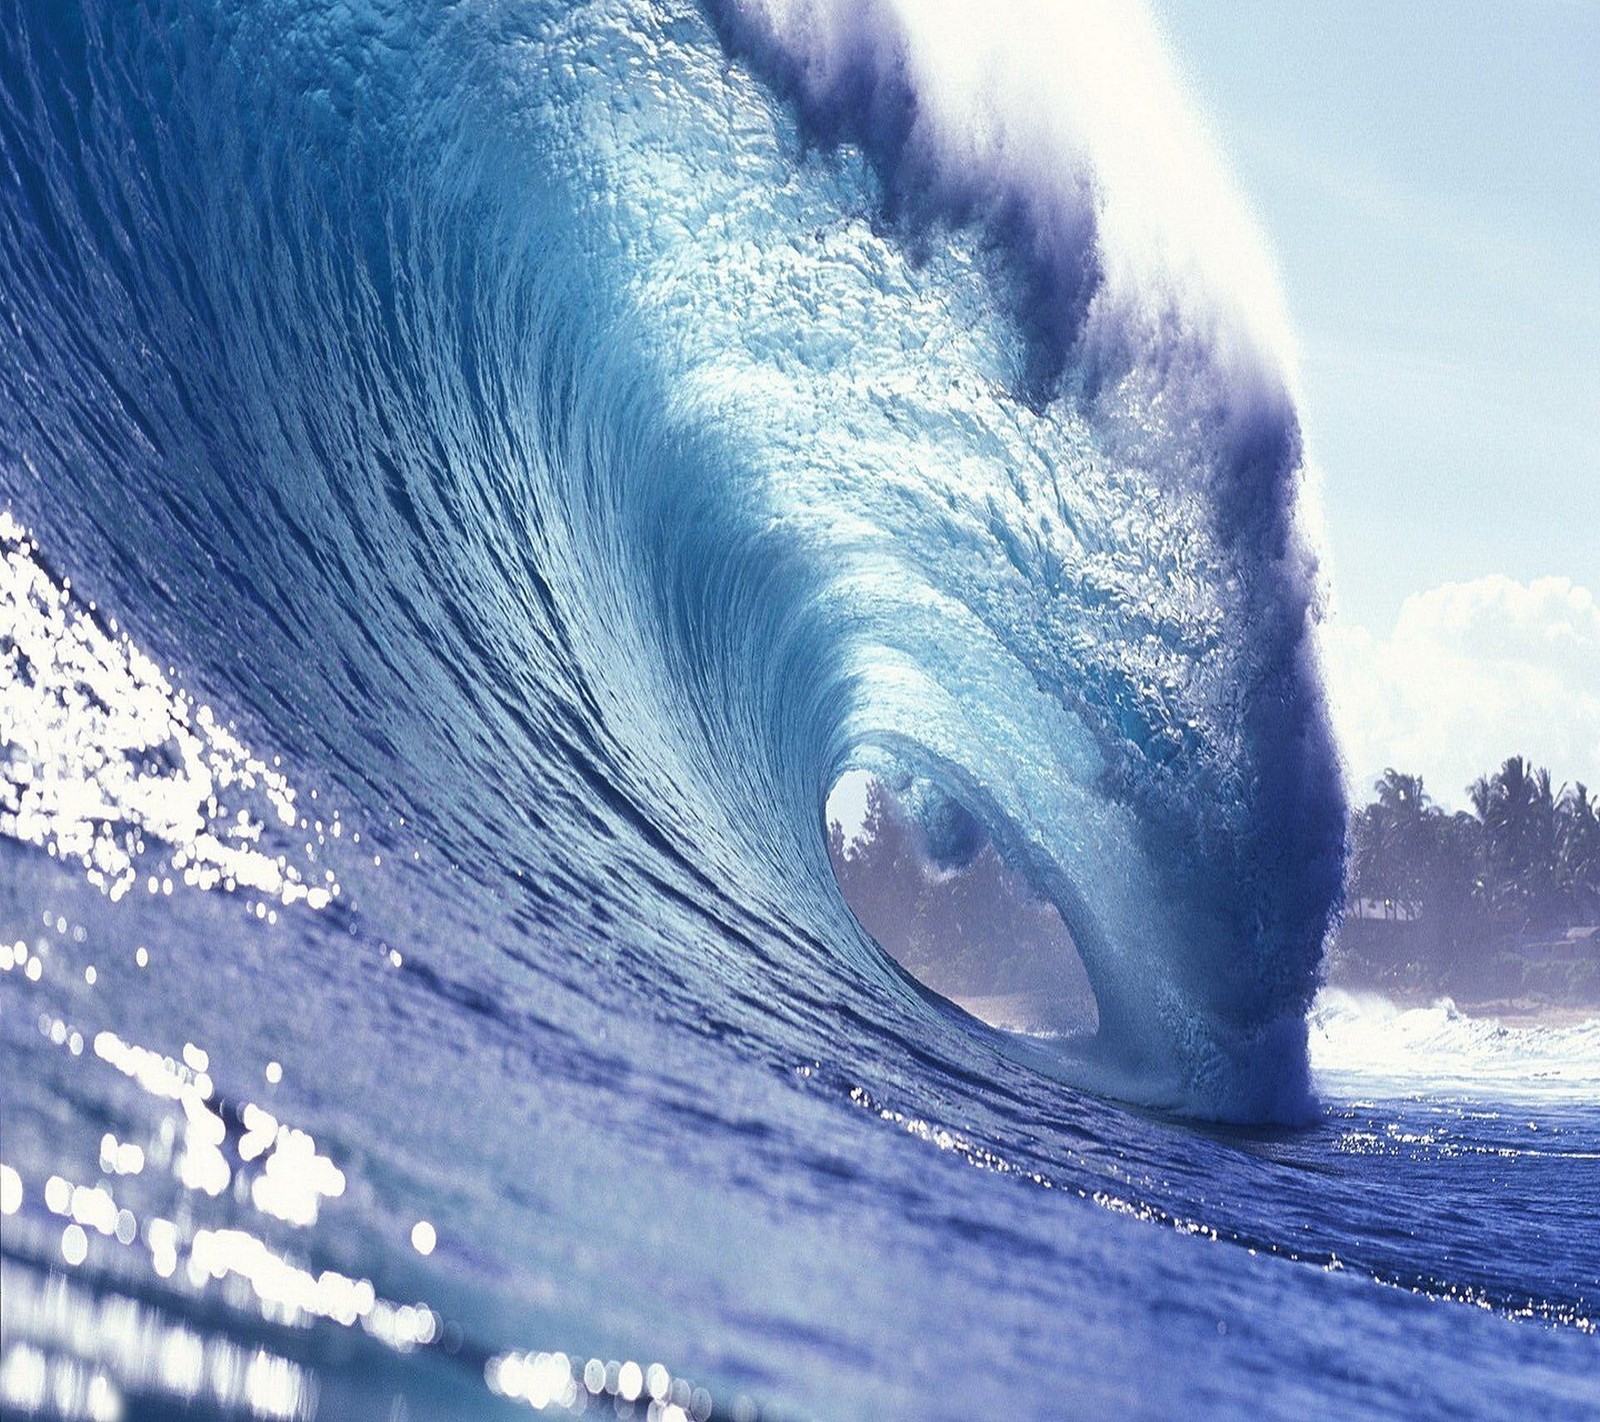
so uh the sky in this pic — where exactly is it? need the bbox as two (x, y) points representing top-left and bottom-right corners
(1151, 0), (1599, 805)
(1152, 0), (1600, 802)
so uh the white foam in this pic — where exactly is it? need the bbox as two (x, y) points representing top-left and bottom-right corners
(729, 0), (1298, 385)
(1310, 988), (1600, 1104)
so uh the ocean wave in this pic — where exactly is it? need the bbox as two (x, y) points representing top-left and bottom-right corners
(3, 6), (1597, 1417)
(1312, 988), (1600, 1104)
(1, 0), (1338, 1125)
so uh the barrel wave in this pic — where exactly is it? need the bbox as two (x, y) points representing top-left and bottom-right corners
(0, 0), (1346, 1123)
(12, 5), (1589, 1422)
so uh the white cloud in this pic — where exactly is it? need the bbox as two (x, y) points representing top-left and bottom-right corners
(1320, 575), (1600, 809)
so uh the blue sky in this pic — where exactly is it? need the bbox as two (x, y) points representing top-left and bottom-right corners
(1152, 0), (1599, 800)
(1154, 0), (1598, 625)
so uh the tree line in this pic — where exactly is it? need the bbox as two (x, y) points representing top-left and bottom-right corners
(826, 757), (1600, 1011)
(826, 779), (1076, 1002)
(1347, 756), (1600, 940)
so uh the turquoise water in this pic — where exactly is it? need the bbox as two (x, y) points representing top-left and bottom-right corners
(1, 2), (1596, 1417)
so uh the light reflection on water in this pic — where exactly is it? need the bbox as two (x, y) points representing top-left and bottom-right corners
(1, 1264), (312, 1421)
(0, 513), (340, 917)
(5, 875), (1597, 1420)
(0, 906), (762, 1422)
(0, 985), (439, 1414)
(0, 522), (753, 1413)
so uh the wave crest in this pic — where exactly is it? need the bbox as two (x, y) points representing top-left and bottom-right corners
(0, 0), (1345, 1121)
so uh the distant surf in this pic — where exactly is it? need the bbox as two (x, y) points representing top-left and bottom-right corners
(1312, 989), (1600, 1103)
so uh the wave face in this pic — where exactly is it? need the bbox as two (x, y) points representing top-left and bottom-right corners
(0, 0), (1348, 1133)
(27, 5), (1597, 1422)
(0, 0), (1346, 1123)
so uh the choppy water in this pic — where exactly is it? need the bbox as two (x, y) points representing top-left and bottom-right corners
(2, 2), (1596, 1418)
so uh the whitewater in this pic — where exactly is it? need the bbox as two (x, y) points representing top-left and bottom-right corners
(0, 1), (1596, 1418)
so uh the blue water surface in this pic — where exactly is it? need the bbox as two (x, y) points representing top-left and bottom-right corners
(1, 2), (1596, 1417)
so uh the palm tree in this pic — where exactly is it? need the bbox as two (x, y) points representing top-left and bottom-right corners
(829, 779), (926, 963)
(1347, 769), (1437, 919)
(1470, 757), (1560, 933)
(1557, 783), (1600, 922)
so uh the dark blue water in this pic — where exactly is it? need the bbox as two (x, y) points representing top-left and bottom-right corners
(1, 2), (1596, 1418)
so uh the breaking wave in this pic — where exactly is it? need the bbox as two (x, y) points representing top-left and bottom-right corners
(1, 0), (1340, 1125)
(7, 8), (1599, 1421)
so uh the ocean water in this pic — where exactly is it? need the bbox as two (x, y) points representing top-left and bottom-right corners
(1, 2), (1596, 1418)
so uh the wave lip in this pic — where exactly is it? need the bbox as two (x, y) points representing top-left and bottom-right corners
(709, 0), (1299, 400)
